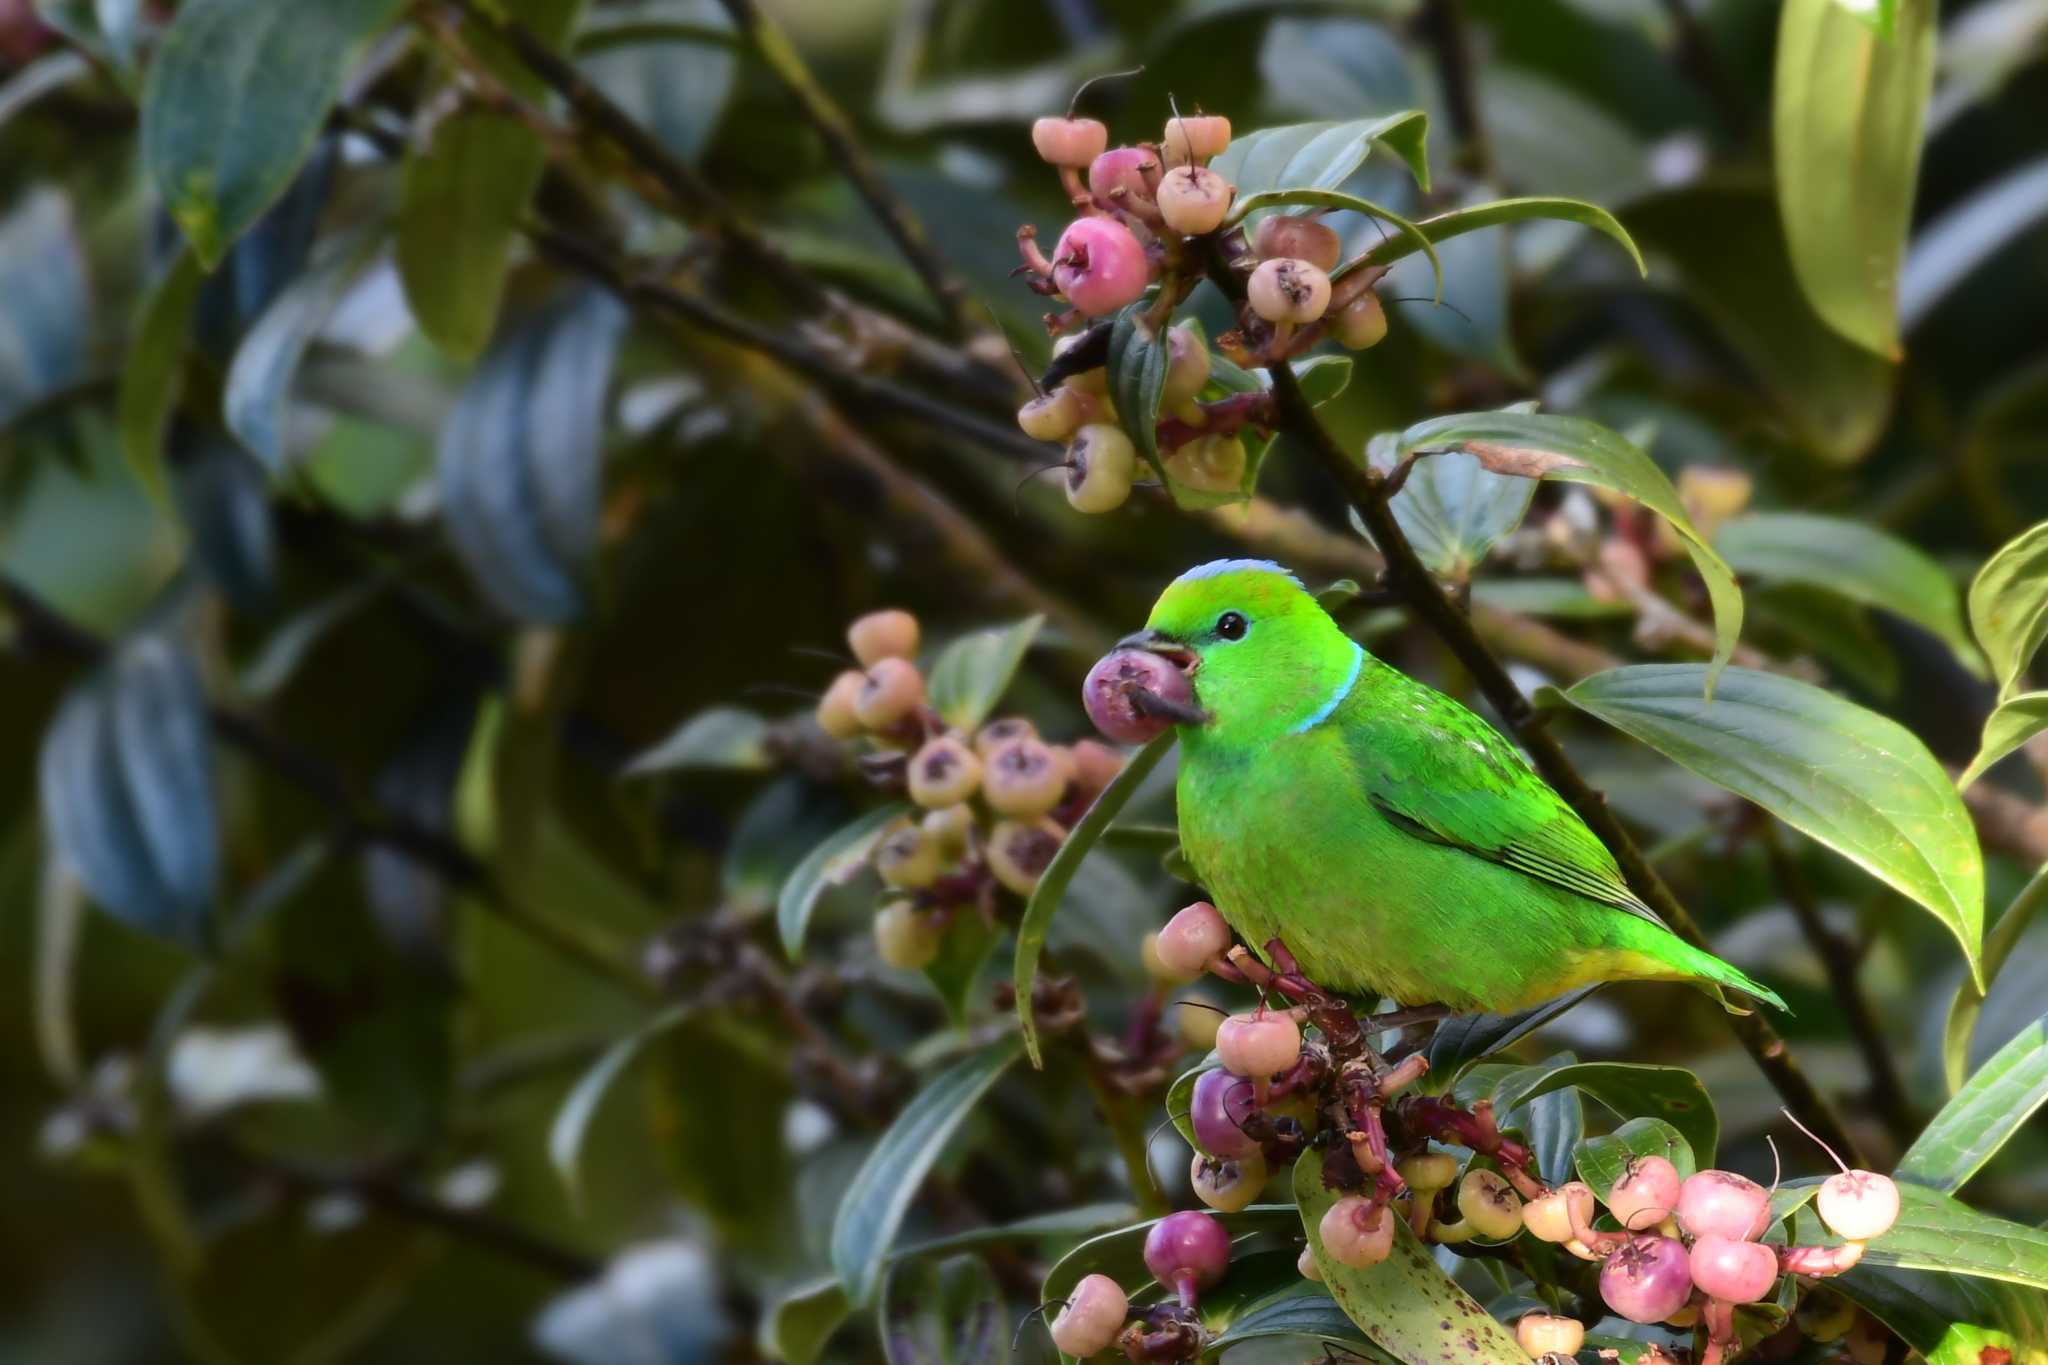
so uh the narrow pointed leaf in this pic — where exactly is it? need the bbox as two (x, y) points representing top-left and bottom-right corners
(550, 1005), (692, 1207)
(1788, 1178), (2048, 1291)
(1491, 1061), (1718, 1169)
(926, 615), (1045, 732)
(1561, 665), (1984, 986)
(1210, 112), (1430, 200)
(621, 706), (774, 778)
(1957, 692), (2048, 790)
(1345, 195), (1644, 278)
(224, 233), (382, 470)
(830, 1038), (1023, 1306)
(1902, 156), (2048, 331)
(1228, 187), (1442, 299)
(777, 804), (908, 959)
(1942, 866), (2047, 1093)
(1970, 519), (2048, 698)
(1897, 1012), (2048, 1194)
(1014, 732), (1174, 1068)
(116, 248), (204, 507)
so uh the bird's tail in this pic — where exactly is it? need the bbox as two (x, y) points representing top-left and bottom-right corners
(1612, 917), (1789, 1015)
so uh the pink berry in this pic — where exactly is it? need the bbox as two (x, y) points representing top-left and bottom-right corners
(848, 609), (919, 666)
(1189, 1067), (1258, 1160)
(1155, 901), (1231, 976)
(853, 657), (924, 731)
(1052, 218), (1151, 317)
(1816, 1170), (1899, 1241)
(1252, 215), (1341, 272)
(1082, 648), (1195, 745)
(1247, 257), (1331, 324)
(1215, 1010), (1301, 1079)
(1155, 165), (1233, 236)
(1608, 1154), (1683, 1233)
(1599, 1234), (1694, 1324)
(1689, 1234), (1780, 1304)
(1191, 1150), (1266, 1213)
(1517, 1314), (1586, 1358)
(1048, 1272), (1128, 1356)
(1677, 1170), (1772, 1243)
(1088, 146), (1161, 206)
(1031, 116), (1108, 168)
(1161, 114), (1231, 167)
(984, 735), (1067, 818)
(1319, 1195), (1394, 1269)
(1142, 1210), (1230, 1303)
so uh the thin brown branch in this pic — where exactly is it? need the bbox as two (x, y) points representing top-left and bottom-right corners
(1415, 0), (1490, 177)
(715, 0), (978, 339)
(1759, 820), (1916, 1144)
(1264, 362), (1868, 1167)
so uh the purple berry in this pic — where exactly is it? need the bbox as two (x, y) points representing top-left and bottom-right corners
(1082, 648), (1195, 745)
(1142, 1210), (1230, 1304)
(1600, 1234), (1694, 1324)
(1189, 1067), (1258, 1160)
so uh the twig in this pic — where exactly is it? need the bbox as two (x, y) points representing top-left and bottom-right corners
(1415, 0), (1490, 176)
(1759, 820), (1916, 1143)
(2, 574), (653, 1000)
(1263, 363), (1868, 1167)
(1653, 0), (1750, 140)
(715, 0), (979, 339)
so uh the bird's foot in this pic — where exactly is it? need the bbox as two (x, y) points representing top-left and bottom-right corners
(1396, 1092), (1547, 1199)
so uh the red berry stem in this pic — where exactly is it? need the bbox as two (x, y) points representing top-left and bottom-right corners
(1154, 389), (1277, 451)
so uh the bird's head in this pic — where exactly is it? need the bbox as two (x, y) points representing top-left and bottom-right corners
(1121, 559), (1363, 743)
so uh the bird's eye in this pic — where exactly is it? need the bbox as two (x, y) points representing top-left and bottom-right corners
(1215, 611), (1248, 640)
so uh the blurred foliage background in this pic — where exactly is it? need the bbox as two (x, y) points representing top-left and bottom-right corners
(2, 0), (2048, 1361)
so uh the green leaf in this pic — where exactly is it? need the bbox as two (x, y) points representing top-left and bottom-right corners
(1789, 1178), (2048, 1291)
(1773, 0), (1936, 357)
(1345, 195), (1645, 278)
(1164, 1059), (1211, 1151)
(1211, 112), (1431, 199)
(1365, 441), (1535, 582)
(1205, 1288), (1377, 1353)
(761, 1277), (847, 1365)
(1388, 412), (1743, 688)
(830, 1038), (1024, 1306)
(1716, 512), (1982, 675)
(1228, 187), (1443, 301)
(1014, 732), (1175, 1068)
(1293, 1149), (1527, 1365)
(1491, 1061), (1718, 1169)
(397, 108), (545, 361)
(922, 912), (1000, 1028)
(1423, 987), (1598, 1083)
(1944, 866), (2048, 1091)
(115, 249), (204, 509)
(926, 615), (1045, 732)
(1560, 665), (1985, 986)
(224, 231), (383, 471)
(1901, 155), (2048, 331)
(140, 0), (405, 266)
(776, 803), (907, 960)
(1573, 1117), (1698, 1202)
(1625, 187), (1895, 465)
(1970, 519), (2048, 699)
(1898, 1012), (2048, 1194)
(621, 706), (774, 778)
(1958, 692), (2048, 790)
(548, 1004), (692, 1208)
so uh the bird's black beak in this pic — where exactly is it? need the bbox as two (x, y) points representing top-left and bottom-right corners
(1117, 629), (1199, 674)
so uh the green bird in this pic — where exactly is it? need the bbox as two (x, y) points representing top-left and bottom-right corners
(1124, 559), (1783, 1015)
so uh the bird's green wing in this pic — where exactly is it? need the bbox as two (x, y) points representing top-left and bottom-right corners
(1339, 668), (1660, 922)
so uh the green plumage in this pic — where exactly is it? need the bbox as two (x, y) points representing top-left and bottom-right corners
(1143, 560), (1782, 1015)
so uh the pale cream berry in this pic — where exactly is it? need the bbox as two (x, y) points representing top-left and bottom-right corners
(1319, 1195), (1394, 1268)
(1457, 1169), (1524, 1240)
(873, 900), (941, 969)
(1017, 388), (1083, 442)
(921, 803), (974, 854)
(1048, 1272), (1128, 1357)
(1297, 1245), (1322, 1281)
(852, 657), (924, 731)
(1247, 257), (1332, 324)
(848, 609), (919, 667)
(1155, 165), (1233, 235)
(816, 669), (866, 739)
(1161, 114), (1231, 166)
(907, 735), (981, 809)
(1066, 424), (1137, 514)
(874, 821), (943, 890)
(1164, 434), (1245, 493)
(1330, 293), (1388, 350)
(1191, 1151), (1267, 1213)
(984, 736), (1067, 817)
(1177, 993), (1223, 1050)
(1031, 116), (1108, 168)
(1068, 739), (1124, 797)
(987, 818), (1064, 895)
(1517, 1314), (1586, 1358)
(974, 716), (1038, 758)
(1397, 1153), (1459, 1193)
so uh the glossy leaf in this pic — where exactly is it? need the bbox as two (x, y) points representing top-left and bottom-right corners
(397, 108), (544, 361)
(1365, 442), (1535, 582)
(1204, 1288), (1375, 1352)
(1387, 412), (1743, 687)
(776, 803), (907, 960)
(1294, 1149), (1527, 1364)
(140, 0), (405, 266)
(1491, 1060), (1718, 1169)
(1210, 112), (1431, 199)
(1014, 732), (1175, 1067)
(437, 288), (628, 623)
(1943, 867), (2048, 1091)
(1573, 1116), (1698, 1201)
(550, 1004), (691, 1207)
(1561, 665), (1984, 985)
(38, 635), (218, 947)
(926, 615), (1045, 732)
(1716, 512), (1980, 673)
(1824, 1258), (2048, 1365)
(830, 1038), (1023, 1307)
(1957, 692), (2048, 790)
(1345, 195), (1644, 278)
(621, 706), (774, 778)
(1773, 0), (1936, 357)
(224, 232), (382, 471)
(1897, 1011), (2048, 1194)
(1902, 156), (2048, 331)
(1970, 518), (2048, 699)
(115, 249), (204, 507)
(1106, 303), (1170, 470)
(1039, 1205), (1302, 1331)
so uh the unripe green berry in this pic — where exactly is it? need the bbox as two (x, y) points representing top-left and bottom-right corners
(1247, 257), (1332, 324)
(816, 670), (866, 739)
(1165, 434), (1245, 493)
(907, 735), (981, 808)
(1066, 424), (1137, 514)
(1457, 1169), (1524, 1240)
(873, 899), (941, 969)
(1155, 165), (1233, 235)
(1330, 293), (1388, 350)
(848, 609), (919, 667)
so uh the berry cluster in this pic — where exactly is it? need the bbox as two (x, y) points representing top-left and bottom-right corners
(1015, 105), (1391, 515)
(813, 609), (1126, 969)
(1044, 898), (1900, 1364)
